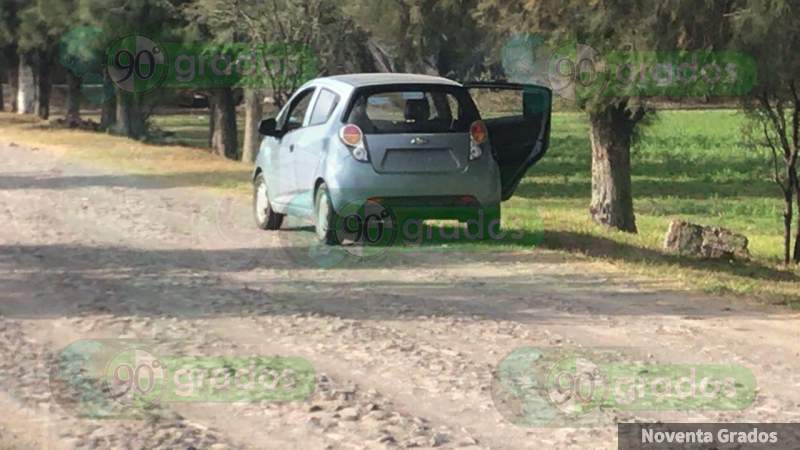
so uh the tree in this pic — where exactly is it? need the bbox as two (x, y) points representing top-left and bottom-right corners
(58, 26), (103, 124)
(0, 0), (21, 112)
(185, 0), (342, 161)
(62, 13), (120, 130)
(732, 0), (800, 264)
(241, 88), (263, 163)
(475, 0), (736, 233)
(343, 0), (485, 78)
(78, 0), (184, 138)
(181, 0), (242, 159)
(0, 0), (25, 113)
(16, 0), (77, 119)
(231, 0), (328, 107)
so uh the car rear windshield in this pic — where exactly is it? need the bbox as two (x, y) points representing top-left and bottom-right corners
(344, 85), (479, 134)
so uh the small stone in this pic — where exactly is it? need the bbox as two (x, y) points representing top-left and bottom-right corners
(430, 433), (449, 447)
(338, 407), (360, 421)
(377, 434), (396, 444)
(366, 410), (391, 420)
(403, 436), (427, 447)
(458, 436), (479, 445)
(305, 417), (322, 428)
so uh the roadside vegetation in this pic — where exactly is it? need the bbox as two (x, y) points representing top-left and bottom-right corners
(3, 107), (797, 307)
(1, 0), (797, 307)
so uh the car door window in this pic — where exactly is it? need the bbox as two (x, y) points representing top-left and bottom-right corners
(309, 89), (339, 126)
(284, 89), (315, 132)
(465, 83), (552, 200)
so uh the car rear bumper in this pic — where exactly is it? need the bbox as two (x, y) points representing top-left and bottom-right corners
(324, 153), (502, 219)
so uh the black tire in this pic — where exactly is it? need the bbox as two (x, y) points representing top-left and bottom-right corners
(466, 205), (502, 241)
(314, 183), (340, 245)
(253, 174), (284, 230)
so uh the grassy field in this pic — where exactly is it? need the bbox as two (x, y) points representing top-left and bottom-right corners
(1, 109), (797, 307)
(509, 110), (798, 306)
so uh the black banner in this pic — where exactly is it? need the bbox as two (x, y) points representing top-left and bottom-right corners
(619, 423), (800, 450)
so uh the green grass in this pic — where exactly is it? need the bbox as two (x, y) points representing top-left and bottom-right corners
(150, 113), (214, 148)
(1, 109), (798, 307)
(504, 110), (798, 305)
(516, 110), (781, 256)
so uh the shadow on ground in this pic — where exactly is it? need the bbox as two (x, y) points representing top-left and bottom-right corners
(0, 239), (789, 321)
(0, 172), (249, 192)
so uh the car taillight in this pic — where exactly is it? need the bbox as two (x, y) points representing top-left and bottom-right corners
(339, 124), (363, 146)
(469, 120), (487, 160)
(470, 121), (488, 145)
(339, 124), (369, 162)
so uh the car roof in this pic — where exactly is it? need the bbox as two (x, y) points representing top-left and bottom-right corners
(320, 73), (463, 88)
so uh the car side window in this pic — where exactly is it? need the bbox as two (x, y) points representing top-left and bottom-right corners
(284, 88), (316, 132)
(309, 89), (339, 126)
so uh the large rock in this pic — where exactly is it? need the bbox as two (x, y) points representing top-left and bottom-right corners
(664, 220), (750, 260)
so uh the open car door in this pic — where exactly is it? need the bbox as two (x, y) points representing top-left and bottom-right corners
(464, 82), (552, 201)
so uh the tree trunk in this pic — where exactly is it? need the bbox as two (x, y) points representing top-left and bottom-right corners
(100, 73), (116, 130)
(208, 98), (216, 148)
(783, 190), (793, 266)
(101, 100), (116, 130)
(3, 47), (19, 112)
(793, 197), (800, 264)
(65, 71), (82, 123)
(209, 88), (238, 160)
(114, 90), (146, 139)
(17, 56), (36, 114)
(34, 52), (51, 120)
(0, 81), (4, 111)
(395, 4), (412, 72)
(8, 62), (18, 113)
(242, 89), (263, 163)
(793, 169), (800, 264)
(588, 110), (638, 233)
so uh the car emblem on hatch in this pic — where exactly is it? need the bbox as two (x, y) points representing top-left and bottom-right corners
(410, 137), (429, 145)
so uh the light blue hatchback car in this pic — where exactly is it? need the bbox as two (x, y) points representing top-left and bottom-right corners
(253, 73), (551, 245)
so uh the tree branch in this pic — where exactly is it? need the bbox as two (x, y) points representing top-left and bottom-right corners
(791, 80), (799, 164)
(270, 0), (289, 41)
(764, 118), (789, 193)
(759, 90), (792, 158)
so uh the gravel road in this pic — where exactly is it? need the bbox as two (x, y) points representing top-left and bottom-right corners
(0, 142), (798, 449)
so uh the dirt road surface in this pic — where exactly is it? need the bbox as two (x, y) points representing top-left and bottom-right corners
(1, 142), (799, 449)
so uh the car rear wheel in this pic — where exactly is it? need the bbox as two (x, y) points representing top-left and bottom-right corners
(314, 183), (340, 245)
(253, 174), (284, 230)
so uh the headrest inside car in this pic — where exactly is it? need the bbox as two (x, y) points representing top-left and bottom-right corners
(404, 99), (430, 122)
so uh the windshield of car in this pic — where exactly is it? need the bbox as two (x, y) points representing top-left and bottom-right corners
(344, 86), (479, 134)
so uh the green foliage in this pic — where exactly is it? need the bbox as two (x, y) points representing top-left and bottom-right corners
(731, 1), (799, 264)
(76, 0), (185, 42)
(0, 0), (19, 47)
(474, 0), (738, 114)
(730, 0), (799, 102)
(343, 0), (484, 77)
(184, 0), (350, 106)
